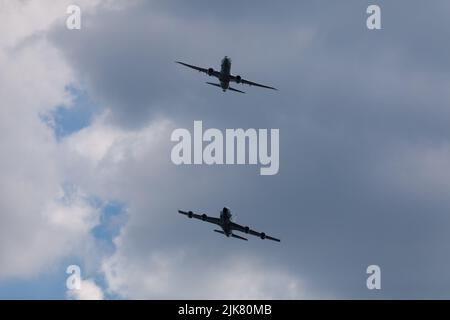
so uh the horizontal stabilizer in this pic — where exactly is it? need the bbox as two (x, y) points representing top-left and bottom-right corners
(206, 82), (222, 88)
(228, 87), (245, 94)
(231, 233), (248, 241)
(214, 229), (226, 235)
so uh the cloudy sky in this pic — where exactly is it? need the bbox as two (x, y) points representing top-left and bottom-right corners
(1, 0), (450, 299)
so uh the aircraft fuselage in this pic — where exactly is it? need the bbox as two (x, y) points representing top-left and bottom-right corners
(219, 207), (233, 235)
(219, 56), (231, 91)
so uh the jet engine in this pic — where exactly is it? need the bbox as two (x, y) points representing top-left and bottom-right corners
(207, 68), (214, 76)
(202, 214), (207, 221)
(260, 232), (266, 240)
(188, 211), (193, 218)
(235, 75), (242, 83)
(244, 226), (250, 234)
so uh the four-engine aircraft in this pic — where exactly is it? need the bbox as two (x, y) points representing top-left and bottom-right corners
(178, 207), (280, 242)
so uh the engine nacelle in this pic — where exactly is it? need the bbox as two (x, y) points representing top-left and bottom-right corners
(207, 68), (214, 76)
(202, 214), (207, 221)
(235, 75), (242, 83)
(188, 211), (193, 218)
(260, 232), (266, 240)
(244, 226), (250, 234)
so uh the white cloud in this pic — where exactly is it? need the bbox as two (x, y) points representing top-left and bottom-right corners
(0, 0), (121, 49)
(0, 0), (179, 287)
(209, 259), (303, 299)
(102, 249), (305, 299)
(59, 111), (175, 202)
(0, 0), (113, 279)
(67, 279), (104, 300)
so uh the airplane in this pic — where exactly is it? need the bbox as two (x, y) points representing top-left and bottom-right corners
(178, 207), (280, 242)
(176, 56), (277, 93)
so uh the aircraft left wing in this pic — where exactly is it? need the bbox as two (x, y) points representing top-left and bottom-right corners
(230, 222), (280, 242)
(175, 61), (221, 78)
(229, 75), (277, 91)
(178, 210), (220, 225)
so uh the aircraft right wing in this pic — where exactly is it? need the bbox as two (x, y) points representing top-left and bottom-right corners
(178, 210), (220, 225)
(230, 222), (280, 242)
(175, 61), (221, 78)
(229, 75), (277, 91)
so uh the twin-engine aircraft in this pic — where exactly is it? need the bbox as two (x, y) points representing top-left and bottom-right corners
(176, 56), (277, 93)
(178, 207), (280, 242)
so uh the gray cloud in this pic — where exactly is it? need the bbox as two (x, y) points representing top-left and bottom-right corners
(36, 0), (450, 298)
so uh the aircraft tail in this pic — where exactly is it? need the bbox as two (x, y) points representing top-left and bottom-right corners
(231, 233), (248, 241)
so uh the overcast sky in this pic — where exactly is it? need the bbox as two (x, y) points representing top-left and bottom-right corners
(1, 0), (450, 299)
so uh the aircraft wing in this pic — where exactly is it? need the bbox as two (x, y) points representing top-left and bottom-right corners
(230, 222), (280, 242)
(175, 61), (220, 78)
(230, 75), (277, 90)
(178, 210), (220, 225)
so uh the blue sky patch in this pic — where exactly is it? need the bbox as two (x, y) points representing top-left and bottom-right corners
(51, 86), (100, 140)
